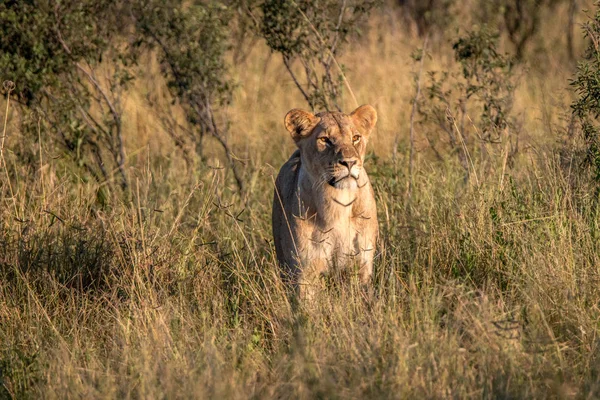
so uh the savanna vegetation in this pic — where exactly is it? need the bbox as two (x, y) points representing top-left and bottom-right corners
(2, 0), (600, 397)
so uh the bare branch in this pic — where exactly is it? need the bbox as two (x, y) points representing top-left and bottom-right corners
(283, 57), (313, 108)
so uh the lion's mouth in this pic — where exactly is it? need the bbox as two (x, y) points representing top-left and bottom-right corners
(328, 174), (354, 188)
(327, 166), (361, 188)
(328, 177), (342, 186)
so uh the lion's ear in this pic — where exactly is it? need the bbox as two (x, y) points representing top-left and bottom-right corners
(284, 109), (318, 141)
(351, 104), (377, 134)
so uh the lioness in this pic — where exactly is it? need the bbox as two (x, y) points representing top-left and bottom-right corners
(272, 105), (379, 299)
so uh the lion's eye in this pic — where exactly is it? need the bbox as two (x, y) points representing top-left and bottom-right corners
(318, 137), (329, 145)
(353, 135), (361, 144)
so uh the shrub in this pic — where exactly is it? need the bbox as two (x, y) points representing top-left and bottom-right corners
(133, 0), (243, 191)
(418, 26), (517, 178)
(0, 0), (133, 190)
(0, 0), (242, 193)
(260, 0), (378, 110)
(571, 5), (600, 183)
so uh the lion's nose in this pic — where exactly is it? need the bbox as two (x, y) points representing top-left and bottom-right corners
(339, 159), (357, 171)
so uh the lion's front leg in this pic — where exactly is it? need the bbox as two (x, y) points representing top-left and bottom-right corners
(298, 258), (328, 303)
(358, 255), (373, 285)
(353, 233), (376, 285)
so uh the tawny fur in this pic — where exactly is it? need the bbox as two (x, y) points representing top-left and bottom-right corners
(272, 105), (379, 300)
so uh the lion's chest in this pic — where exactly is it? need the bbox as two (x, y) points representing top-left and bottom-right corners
(287, 181), (377, 272)
(296, 214), (369, 269)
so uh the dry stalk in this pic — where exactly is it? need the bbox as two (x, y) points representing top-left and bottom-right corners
(37, 116), (47, 212)
(402, 37), (428, 205)
(1, 81), (15, 169)
(451, 109), (479, 188)
(1, 81), (19, 219)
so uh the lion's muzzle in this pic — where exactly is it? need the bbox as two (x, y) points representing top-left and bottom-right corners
(328, 161), (361, 189)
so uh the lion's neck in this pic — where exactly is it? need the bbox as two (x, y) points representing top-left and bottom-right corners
(297, 167), (357, 227)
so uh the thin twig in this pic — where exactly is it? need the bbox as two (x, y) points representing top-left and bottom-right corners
(325, 0), (347, 70)
(283, 57), (313, 108)
(290, 0), (359, 108)
(403, 37), (428, 207)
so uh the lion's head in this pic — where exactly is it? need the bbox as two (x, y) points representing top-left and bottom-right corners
(284, 105), (377, 191)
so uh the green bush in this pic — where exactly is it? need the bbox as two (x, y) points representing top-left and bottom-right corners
(0, 0), (134, 190)
(260, 0), (378, 110)
(418, 26), (517, 177)
(571, 6), (600, 183)
(0, 0), (240, 193)
(133, 0), (243, 191)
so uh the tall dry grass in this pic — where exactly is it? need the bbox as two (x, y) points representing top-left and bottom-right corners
(1, 5), (600, 399)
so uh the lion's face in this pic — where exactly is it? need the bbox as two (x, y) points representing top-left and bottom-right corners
(284, 105), (377, 191)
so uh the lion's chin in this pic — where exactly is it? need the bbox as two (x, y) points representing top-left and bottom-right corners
(329, 176), (358, 190)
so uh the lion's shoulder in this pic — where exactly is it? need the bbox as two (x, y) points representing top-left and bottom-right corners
(274, 149), (301, 199)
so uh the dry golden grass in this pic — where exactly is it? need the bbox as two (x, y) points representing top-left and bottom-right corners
(1, 5), (600, 399)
